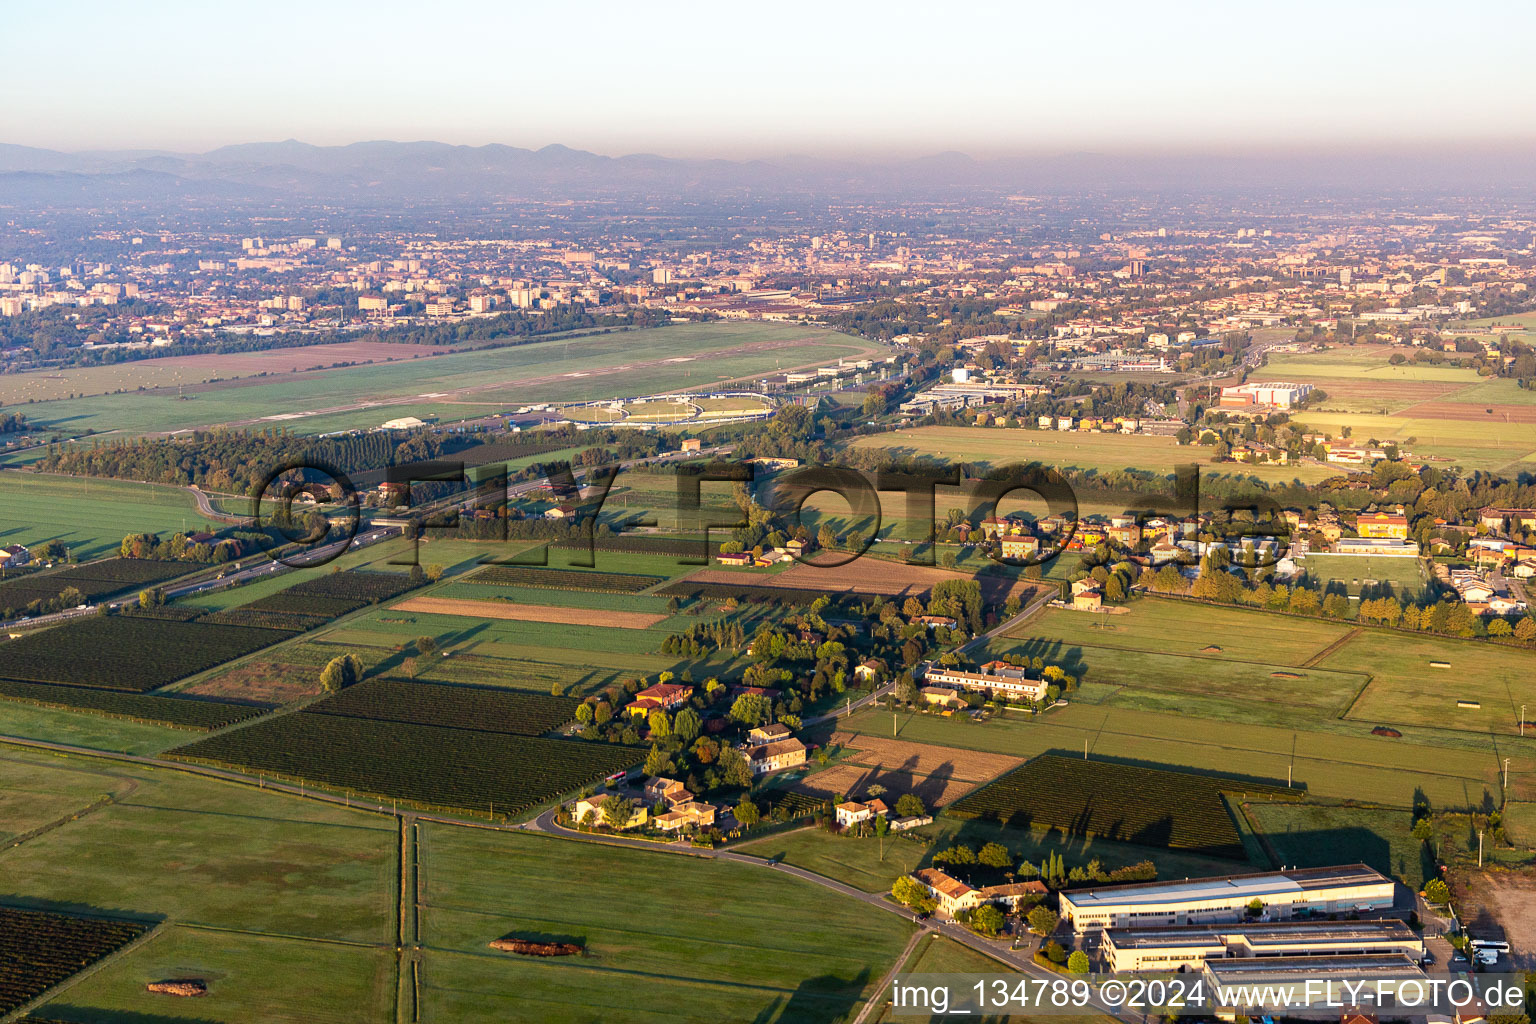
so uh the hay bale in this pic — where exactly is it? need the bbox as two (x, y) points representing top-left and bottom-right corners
(147, 979), (207, 997)
(488, 937), (582, 957)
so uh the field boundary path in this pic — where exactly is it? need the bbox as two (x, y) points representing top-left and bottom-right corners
(1301, 626), (1363, 668)
(851, 927), (930, 1024)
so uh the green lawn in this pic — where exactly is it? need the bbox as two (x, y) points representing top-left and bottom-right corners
(34, 925), (395, 1024)
(0, 473), (217, 560)
(416, 823), (916, 1024)
(20, 323), (882, 436)
(1285, 408), (1536, 472)
(0, 748), (398, 944)
(0, 701), (189, 754)
(738, 827), (932, 893)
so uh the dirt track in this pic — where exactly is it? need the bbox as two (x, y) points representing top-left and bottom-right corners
(391, 596), (663, 629)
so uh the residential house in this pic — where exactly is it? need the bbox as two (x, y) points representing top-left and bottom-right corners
(746, 723), (792, 745)
(912, 868), (982, 915)
(627, 682), (693, 717)
(716, 551), (753, 566)
(976, 880), (1049, 910)
(834, 798), (889, 829)
(0, 544), (31, 567)
(924, 661), (1048, 702)
(571, 793), (648, 830)
(1108, 523), (1143, 548)
(742, 737), (807, 775)
(644, 777), (692, 807)
(1071, 578), (1104, 611)
(652, 800), (716, 832)
(920, 686), (968, 709)
(544, 503), (579, 520)
(1149, 537), (1183, 565)
(1479, 507), (1536, 534)
(853, 658), (885, 682)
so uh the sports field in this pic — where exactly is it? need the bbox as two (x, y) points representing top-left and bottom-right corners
(0, 473), (217, 560)
(416, 823), (915, 1024)
(844, 426), (1340, 484)
(19, 323), (882, 437)
(1296, 553), (1429, 598)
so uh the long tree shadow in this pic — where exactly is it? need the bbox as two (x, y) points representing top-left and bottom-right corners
(28, 1010), (221, 1024)
(753, 968), (873, 1024)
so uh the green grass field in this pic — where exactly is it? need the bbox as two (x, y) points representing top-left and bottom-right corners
(835, 700), (1522, 809)
(416, 823), (915, 1024)
(844, 426), (1340, 484)
(0, 700), (189, 754)
(1287, 409), (1536, 472)
(987, 601), (1371, 726)
(1245, 801), (1431, 890)
(0, 473), (217, 560)
(0, 747), (398, 943)
(1319, 628), (1536, 737)
(1297, 553), (1429, 598)
(1249, 347), (1536, 470)
(19, 323), (882, 437)
(0, 753), (136, 843)
(32, 925), (396, 1024)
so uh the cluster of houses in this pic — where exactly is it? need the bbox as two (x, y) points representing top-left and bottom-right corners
(909, 867), (1049, 915)
(921, 661), (1053, 704)
(715, 538), (807, 567)
(832, 797), (931, 832)
(1438, 566), (1527, 617)
(571, 776), (719, 834)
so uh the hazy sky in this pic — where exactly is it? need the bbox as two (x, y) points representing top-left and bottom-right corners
(7, 0), (1535, 157)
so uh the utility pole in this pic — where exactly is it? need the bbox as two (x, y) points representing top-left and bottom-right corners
(1478, 830), (1484, 868)
(1503, 758), (1510, 791)
(1522, 705), (1527, 738)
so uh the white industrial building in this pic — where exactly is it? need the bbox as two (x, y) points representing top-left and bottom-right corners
(1059, 865), (1395, 933)
(1102, 919), (1423, 972)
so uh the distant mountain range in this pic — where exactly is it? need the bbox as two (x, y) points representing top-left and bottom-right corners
(2, 139), (1535, 201)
